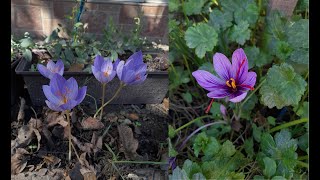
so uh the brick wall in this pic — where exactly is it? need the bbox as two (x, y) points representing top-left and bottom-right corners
(11, 0), (168, 44)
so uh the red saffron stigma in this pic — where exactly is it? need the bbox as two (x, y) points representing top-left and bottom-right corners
(238, 84), (254, 90)
(205, 98), (215, 114)
(236, 58), (246, 80)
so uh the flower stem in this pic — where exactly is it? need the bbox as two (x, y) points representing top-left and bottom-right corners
(65, 110), (72, 162)
(174, 115), (212, 134)
(100, 83), (106, 120)
(269, 118), (308, 133)
(94, 83), (124, 118)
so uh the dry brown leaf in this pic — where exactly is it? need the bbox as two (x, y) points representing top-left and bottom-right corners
(16, 125), (34, 148)
(33, 128), (42, 151)
(45, 111), (60, 126)
(79, 153), (97, 180)
(17, 97), (26, 122)
(11, 148), (29, 174)
(231, 120), (243, 132)
(117, 124), (142, 160)
(81, 117), (104, 130)
(91, 132), (102, 155)
(71, 136), (92, 153)
(43, 155), (61, 167)
(128, 113), (139, 121)
(68, 63), (84, 72)
(38, 168), (48, 176)
(28, 118), (43, 129)
(162, 98), (169, 110)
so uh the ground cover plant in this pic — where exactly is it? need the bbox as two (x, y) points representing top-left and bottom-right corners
(168, 0), (309, 179)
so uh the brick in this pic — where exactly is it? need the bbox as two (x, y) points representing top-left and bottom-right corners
(41, 7), (53, 19)
(11, 0), (28, 5)
(84, 2), (98, 11)
(81, 11), (107, 33)
(14, 6), (43, 30)
(141, 15), (168, 37)
(119, 5), (142, 24)
(53, 1), (77, 19)
(142, 5), (168, 16)
(98, 3), (121, 12)
(29, 0), (53, 7)
(269, 0), (298, 17)
(42, 18), (64, 35)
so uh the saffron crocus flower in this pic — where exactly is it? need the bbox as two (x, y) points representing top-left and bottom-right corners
(116, 51), (147, 85)
(91, 55), (117, 84)
(37, 59), (64, 79)
(192, 48), (256, 103)
(43, 74), (87, 111)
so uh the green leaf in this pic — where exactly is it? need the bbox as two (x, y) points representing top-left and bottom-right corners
(198, 62), (214, 74)
(169, 0), (180, 12)
(261, 133), (276, 156)
(23, 49), (32, 62)
(229, 21), (251, 45)
(274, 41), (293, 61)
(185, 23), (218, 58)
(289, 48), (309, 64)
(263, 157), (277, 177)
(220, 0), (241, 12)
(20, 38), (34, 48)
(209, 102), (222, 118)
(252, 123), (262, 142)
(298, 133), (308, 152)
(240, 93), (258, 120)
(220, 140), (236, 157)
(244, 137), (254, 159)
(183, 160), (202, 178)
(208, 9), (233, 31)
(192, 173), (206, 180)
(293, 101), (308, 118)
(267, 116), (276, 126)
(64, 48), (75, 63)
(182, 92), (193, 104)
(168, 138), (178, 157)
(193, 132), (209, 157)
(244, 46), (272, 68)
(183, 0), (206, 16)
(203, 137), (221, 159)
(168, 125), (176, 138)
(271, 176), (287, 180)
(253, 175), (265, 180)
(234, 1), (259, 26)
(260, 63), (307, 109)
(169, 167), (189, 180)
(286, 19), (309, 49)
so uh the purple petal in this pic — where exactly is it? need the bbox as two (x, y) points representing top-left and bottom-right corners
(46, 60), (55, 70)
(232, 48), (248, 83)
(116, 61), (125, 80)
(127, 51), (143, 65)
(229, 92), (248, 103)
(106, 71), (116, 83)
(101, 59), (113, 74)
(122, 70), (136, 84)
(220, 104), (227, 116)
(113, 59), (120, 70)
(43, 85), (63, 105)
(75, 86), (87, 104)
(64, 77), (78, 100)
(37, 64), (52, 79)
(92, 71), (105, 83)
(60, 99), (78, 110)
(94, 55), (104, 71)
(129, 73), (147, 85)
(240, 72), (257, 89)
(45, 100), (63, 112)
(55, 59), (64, 75)
(207, 88), (231, 99)
(50, 74), (66, 98)
(192, 70), (225, 91)
(213, 53), (233, 81)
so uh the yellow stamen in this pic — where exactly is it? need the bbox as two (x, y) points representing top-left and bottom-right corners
(226, 78), (237, 89)
(104, 72), (109, 77)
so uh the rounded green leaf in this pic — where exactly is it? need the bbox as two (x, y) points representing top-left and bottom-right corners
(185, 24), (218, 58)
(260, 63), (307, 109)
(263, 157), (277, 177)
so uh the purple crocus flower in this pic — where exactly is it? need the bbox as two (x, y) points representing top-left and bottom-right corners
(43, 74), (87, 111)
(91, 55), (117, 84)
(192, 48), (256, 103)
(37, 59), (64, 79)
(116, 51), (147, 85)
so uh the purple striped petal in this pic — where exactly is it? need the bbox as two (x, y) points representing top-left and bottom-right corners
(37, 64), (52, 79)
(192, 70), (225, 91)
(207, 88), (231, 99)
(229, 92), (247, 103)
(127, 50), (143, 65)
(116, 61), (125, 80)
(113, 59), (120, 70)
(50, 74), (66, 98)
(46, 60), (56, 71)
(64, 77), (78, 100)
(122, 70), (136, 84)
(129, 73), (147, 85)
(75, 86), (87, 104)
(60, 99), (78, 110)
(232, 48), (248, 83)
(43, 85), (63, 105)
(213, 53), (233, 81)
(45, 100), (63, 112)
(101, 59), (113, 74)
(55, 59), (64, 75)
(240, 72), (257, 89)
(94, 55), (104, 71)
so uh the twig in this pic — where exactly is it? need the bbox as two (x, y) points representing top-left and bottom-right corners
(17, 97), (26, 122)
